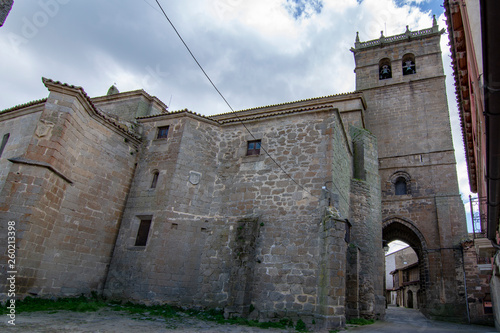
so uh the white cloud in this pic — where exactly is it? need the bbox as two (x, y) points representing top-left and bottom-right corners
(0, 1), (474, 230)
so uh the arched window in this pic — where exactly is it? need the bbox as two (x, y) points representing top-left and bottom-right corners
(395, 177), (407, 195)
(390, 171), (411, 196)
(379, 58), (392, 80)
(402, 53), (416, 75)
(150, 170), (159, 189)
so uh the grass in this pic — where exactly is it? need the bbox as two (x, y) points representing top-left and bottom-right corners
(346, 317), (375, 326)
(0, 294), (107, 313)
(1, 295), (305, 330)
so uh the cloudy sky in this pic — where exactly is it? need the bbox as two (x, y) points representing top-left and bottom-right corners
(0, 0), (475, 230)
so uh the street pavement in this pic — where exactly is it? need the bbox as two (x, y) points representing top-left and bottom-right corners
(343, 306), (498, 332)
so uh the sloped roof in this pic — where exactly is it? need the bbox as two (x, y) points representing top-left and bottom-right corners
(137, 90), (364, 126)
(444, 0), (477, 192)
(0, 98), (47, 114)
(41, 78), (141, 141)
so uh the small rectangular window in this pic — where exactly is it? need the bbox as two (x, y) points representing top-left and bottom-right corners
(246, 140), (261, 156)
(0, 133), (10, 158)
(135, 219), (152, 246)
(150, 171), (159, 189)
(157, 126), (169, 139)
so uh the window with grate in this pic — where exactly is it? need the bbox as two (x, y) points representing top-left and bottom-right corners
(157, 126), (169, 139)
(246, 140), (261, 156)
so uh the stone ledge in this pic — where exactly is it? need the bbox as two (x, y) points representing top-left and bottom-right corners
(8, 156), (73, 184)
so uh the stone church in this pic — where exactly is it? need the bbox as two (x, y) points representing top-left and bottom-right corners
(0, 20), (471, 330)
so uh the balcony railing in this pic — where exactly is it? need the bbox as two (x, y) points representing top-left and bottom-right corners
(470, 196), (488, 239)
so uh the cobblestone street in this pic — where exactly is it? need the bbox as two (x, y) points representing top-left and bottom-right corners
(2, 309), (293, 333)
(344, 306), (497, 333)
(3, 306), (498, 332)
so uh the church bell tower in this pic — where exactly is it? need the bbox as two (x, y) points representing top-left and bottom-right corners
(351, 18), (469, 321)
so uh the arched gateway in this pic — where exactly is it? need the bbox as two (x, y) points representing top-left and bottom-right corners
(383, 217), (429, 310)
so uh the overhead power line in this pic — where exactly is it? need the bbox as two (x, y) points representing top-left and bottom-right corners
(153, 0), (351, 207)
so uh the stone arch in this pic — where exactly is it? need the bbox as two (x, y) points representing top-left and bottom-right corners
(390, 171), (411, 195)
(379, 58), (392, 80)
(383, 216), (429, 310)
(402, 53), (416, 75)
(407, 290), (414, 308)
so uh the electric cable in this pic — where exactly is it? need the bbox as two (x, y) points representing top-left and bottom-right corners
(153, 0), (352, 206)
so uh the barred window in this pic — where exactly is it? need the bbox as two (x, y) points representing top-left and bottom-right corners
(246, 140), (261, 156)
(157, 126), (169, 139)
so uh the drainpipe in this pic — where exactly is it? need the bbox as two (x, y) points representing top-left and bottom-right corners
(461, 247), (471, 324)
(482, 0), (500, 242)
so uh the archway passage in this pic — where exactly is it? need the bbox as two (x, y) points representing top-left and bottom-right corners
(407, 290), (414, 308)
(385, 241), (419, 309)
(383, 218), (429, 311)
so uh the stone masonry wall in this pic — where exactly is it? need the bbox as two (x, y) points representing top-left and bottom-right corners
(363, 77), (453, 159)
(0, 105), (43, 190)
(105, 106), (358, 330)
(354, 35), (444, 92)
(462, 240), (495, 326)
(93, 92), (167, 122)
(0, 85), (138, 298)
(211, 110), (349, 329)
(104, 114), (221, 304)
(348, 126), (384, 319)
(0, 164), (69, 297)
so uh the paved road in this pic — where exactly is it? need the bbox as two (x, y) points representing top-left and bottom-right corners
(4, 306), (498, 332)
(344, 306), (498, 333)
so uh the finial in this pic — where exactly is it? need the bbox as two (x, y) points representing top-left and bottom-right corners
(405, 25), (411, 38)
(107, 84), (120, 96)
(432, 14), (437, 27)
(355, 31), (360, 43)
(380, 30), (384, 38)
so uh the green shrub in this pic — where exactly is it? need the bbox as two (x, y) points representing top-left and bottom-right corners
(295, 318), (307, 332)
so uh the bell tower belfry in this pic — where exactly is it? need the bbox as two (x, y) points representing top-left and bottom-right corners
(351, 19), (469, 321)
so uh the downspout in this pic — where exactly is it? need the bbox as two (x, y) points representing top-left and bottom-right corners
(461, 247), (471, 324)
(481, 0), (500, 242)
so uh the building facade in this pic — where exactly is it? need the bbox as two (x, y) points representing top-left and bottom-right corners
(386, 247), (420, 308)
(0, 22), (473, 329)
(444, 0), (498, 327)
